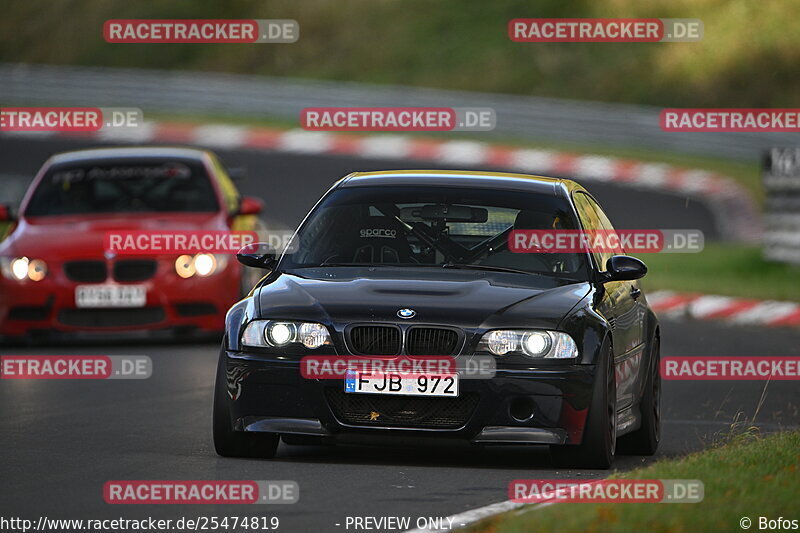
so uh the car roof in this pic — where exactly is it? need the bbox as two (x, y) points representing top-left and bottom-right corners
(47, 146), (211, 165)
(338, 170), (584, 197)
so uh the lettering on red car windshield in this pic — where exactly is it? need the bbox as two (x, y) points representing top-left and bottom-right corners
(51, 162), (192, 183)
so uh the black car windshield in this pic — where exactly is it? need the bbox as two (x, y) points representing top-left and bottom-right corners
(24, 158), (219, 216)
(280, 185), (590, 280)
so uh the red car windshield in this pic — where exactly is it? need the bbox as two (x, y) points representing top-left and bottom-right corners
(24, 159), (219, 216)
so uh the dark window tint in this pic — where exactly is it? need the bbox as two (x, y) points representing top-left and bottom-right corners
(281, 185), (589, 280)
(573, 191), (622, 271)
(25, 158), (219, 216)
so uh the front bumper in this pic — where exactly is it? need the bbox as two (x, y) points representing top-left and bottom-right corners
(223, 351), (597, 445)
(0, 261), (239, 340)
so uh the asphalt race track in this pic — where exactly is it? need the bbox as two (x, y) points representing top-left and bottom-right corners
(1, 136), (798, 532)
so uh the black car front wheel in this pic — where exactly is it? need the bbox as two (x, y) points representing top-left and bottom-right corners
(550, 339), (617, 469)
(212, 345), (279, 458)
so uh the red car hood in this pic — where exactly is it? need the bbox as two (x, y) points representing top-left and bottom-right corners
(1, 212), (229, 260)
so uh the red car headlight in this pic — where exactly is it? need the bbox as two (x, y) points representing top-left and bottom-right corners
(1, 257), (48, 281)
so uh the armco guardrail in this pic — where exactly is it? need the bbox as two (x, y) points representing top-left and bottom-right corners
(763, 147), (800, 264)
(0, 62), (795, 161)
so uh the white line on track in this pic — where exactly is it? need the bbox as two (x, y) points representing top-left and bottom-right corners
(403, 498), (543, 533)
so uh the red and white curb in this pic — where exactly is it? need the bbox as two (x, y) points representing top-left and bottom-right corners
(648, 290), (800, 327)
(403, 498), (535, 532)
(2, 121), (761, 242)
(403, 482), (588, 533)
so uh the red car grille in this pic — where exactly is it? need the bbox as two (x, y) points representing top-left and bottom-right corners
(63, 260), (106, 283)
(113, 259), (157, 282)
(58, 308), (165, 327)
(63, 259), (158, 282)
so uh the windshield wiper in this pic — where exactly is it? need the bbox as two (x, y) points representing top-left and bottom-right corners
(441, 263), (532, 275)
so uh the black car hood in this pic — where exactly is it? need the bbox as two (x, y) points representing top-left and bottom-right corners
(256, 267), (591, 330)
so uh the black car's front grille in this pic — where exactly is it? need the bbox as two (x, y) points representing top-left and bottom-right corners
(325, 389), (478, 429)
(349, 325), (401, 355)
(58, 307), (165, 327)
(113, 259), (157, 282)
(407, 327), (460, 355)
(63, 260), (106, 283)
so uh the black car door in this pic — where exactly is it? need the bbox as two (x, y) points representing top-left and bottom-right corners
(573, 192), (643, 411)
(581, 193), (646, 409)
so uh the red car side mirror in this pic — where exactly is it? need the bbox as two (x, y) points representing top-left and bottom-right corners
(238, 196), (263, 216)
(0, 205), (15, 222)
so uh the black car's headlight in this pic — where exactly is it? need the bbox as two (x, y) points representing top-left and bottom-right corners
(477, 329), (578, 359)
(241, 320), (333, 349)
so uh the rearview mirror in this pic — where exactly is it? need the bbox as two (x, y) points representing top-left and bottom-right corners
(604, 255), (647, 281)
(401, 204), (488, 223)
(236, 242), (277, 270)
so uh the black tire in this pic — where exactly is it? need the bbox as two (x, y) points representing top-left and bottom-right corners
(617, 335), (661, 456)
(213, 345), (279, 458)
(550, 339), (617, 469)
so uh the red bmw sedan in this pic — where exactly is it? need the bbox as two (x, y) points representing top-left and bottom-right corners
(0, 146), (265, 343)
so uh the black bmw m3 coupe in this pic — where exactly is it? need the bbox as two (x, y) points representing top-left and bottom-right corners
(214, 170), (661, 469)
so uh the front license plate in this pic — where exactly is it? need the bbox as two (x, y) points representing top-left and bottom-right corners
(75, 285), (147, 308)
(344, 371), (459, 397)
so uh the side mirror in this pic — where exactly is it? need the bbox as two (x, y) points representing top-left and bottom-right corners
(0, 205), (15, 222)
(236, 242), (277, 270)
(604, 255), (647, 281)
(238, 196), (263, 216)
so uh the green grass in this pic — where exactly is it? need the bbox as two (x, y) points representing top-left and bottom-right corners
(638, 243), (800, 302)
(1, 0), (799, 109)
(467, 429), (800, 533)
